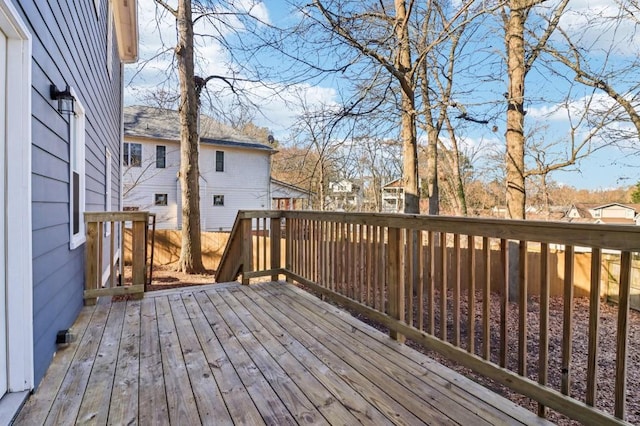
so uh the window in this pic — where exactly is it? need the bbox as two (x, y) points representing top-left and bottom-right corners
(155, 194), (168, 206)
(70, 92), (86, 249)
(123, 142), (141, 166)
(156, 145), (166, 168)
(213, 195), (224, 206)
(215, 150), (224, 172)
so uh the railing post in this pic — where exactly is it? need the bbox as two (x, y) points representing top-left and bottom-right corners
(285, 218), (293, 283)
(241, 218), (253, 285)
(131, 217), (147, 286)
(84, 220), (99, 306)
(270, 216), (281, 281)
(387, 227), (405, 343)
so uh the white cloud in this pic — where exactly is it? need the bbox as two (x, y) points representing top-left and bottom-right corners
(552, 0), (640, 55)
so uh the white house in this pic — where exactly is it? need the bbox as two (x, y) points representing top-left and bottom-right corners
(326, 179), (363, 211)
(381, 178), (404, 213)
(123, 106), (276, 231)
(564, 202), (640, 225)
(271, 178), (312, 210)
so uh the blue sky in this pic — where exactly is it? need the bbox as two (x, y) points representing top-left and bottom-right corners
(124, 0), (640, 190)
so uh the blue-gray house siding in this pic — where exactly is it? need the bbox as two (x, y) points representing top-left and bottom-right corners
(11, 0), (124, 386)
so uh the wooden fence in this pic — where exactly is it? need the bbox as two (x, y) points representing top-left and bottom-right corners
(217, 210), (640, 425)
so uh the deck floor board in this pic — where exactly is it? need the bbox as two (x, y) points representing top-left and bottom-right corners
(16, 281), (553, 426)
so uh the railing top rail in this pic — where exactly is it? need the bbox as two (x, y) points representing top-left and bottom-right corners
(85, 211), (150, 223)
(237, 210), (640, 251)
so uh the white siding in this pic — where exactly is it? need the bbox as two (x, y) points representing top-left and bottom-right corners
(123, 137), (271, 231)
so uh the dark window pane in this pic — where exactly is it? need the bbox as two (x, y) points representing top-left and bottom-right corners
(215, 151), (224, 172)
(156, 146), (166, 168)
(73, 172), (80, 235)
(123, 142), (130, 166)
(155, 193), (168, 206)
(131, 143), (142, 166)
(213, 195), (224, 206)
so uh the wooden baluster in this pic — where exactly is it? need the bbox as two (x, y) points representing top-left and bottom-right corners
(256, 218), (261, 271)
(263, 218), (268, 272)
(407, 229), (414, 327)
(119, 221), (125, 286)
(615, 250), (631, 420)
(586, 248), (602, 406)
(98, 221), (104, 289)
(418, 230), (425, 331)
(109, 221), (115, 288)
(387, 227), (405, 342)
(330, 222), (335, 292)
(270, 217), (281, 281)
(518, 241), (528, 376)
(483, 236), (490, 360)
(374, 226), (380, 311)
(561, 245), (575, 395)
(285, 218), (293, 282)
(366, 225), (373, 307)
(441, 232), (448, 341)
(453, 234), (461, 346)
(468, 235), (476, 354)
(538, 242), (550, 417)
(428, 231), (436, 335)
(500, 239), (509, 368)
(359, 224), (365, 303)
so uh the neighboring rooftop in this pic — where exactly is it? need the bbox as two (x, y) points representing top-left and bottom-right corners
(124, 105), (276, 152)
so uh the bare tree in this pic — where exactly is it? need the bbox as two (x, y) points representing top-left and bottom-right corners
(503, 0), (570, 219)
(308, 0), (490, 214)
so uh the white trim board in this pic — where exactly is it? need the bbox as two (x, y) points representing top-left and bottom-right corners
(0, 0), (34, 393)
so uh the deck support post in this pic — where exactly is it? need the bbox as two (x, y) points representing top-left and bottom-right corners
(387, 227), (405, 343)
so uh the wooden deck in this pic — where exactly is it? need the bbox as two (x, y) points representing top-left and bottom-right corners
(15, 281), (552, 425)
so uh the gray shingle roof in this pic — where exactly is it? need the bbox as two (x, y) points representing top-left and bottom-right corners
(124, 105), (276, 152)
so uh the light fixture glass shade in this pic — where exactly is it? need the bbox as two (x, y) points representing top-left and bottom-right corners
(50, 84), (75, 115)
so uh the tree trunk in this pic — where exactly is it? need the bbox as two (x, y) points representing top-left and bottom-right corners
(426, 126), (439, 215)
(505, 1), (527, 219)
(176, 0), (205, 273)
(395, 0), (419, 214)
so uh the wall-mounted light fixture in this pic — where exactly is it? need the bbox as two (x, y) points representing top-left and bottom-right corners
(50, 84), (75, 115)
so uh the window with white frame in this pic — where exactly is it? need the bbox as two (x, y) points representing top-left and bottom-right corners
(213, 195), (224, 206)
(70, 93), (86, 249)
(123, 142), (141, 166)
(215, 150), (224, 172)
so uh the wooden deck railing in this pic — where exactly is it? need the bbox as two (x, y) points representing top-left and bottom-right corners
(84, 211), (155, 305)
(216, 210), (639, 425)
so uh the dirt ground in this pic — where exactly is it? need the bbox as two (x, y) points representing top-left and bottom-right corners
(145, 264), (216, 291)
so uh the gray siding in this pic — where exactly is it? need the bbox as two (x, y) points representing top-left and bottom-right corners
(11, 0), (124, 386)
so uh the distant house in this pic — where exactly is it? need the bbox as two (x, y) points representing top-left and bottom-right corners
(381, 178), (404, 213)
(326, 179), (363, 211)
(564, 203), (640, 225)
(123, 106), (276, 231)
(271, 178), (312, 210)
(0, 0), (138, 413)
